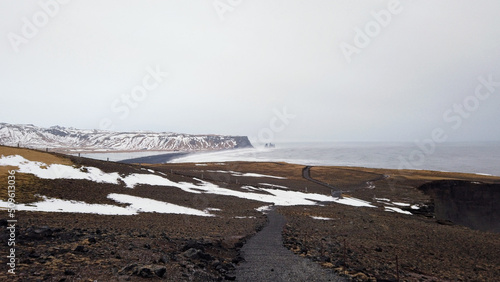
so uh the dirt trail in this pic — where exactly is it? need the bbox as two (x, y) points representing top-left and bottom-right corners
(236, 209), (345, 282)
(302, 166), (342, 197)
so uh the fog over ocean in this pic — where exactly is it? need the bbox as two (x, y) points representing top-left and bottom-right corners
(80, 142), (500, 177)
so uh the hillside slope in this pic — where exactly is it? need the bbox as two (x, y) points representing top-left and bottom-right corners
(1, 146), (499, 281)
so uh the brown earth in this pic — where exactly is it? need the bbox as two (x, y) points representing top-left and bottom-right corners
(0, 146), (499, 281)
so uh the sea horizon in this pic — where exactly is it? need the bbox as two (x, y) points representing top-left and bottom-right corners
(75, 141), (500, 177)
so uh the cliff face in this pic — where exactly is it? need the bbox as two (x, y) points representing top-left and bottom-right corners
(0, 123), (253, 152)
(419, 180), (500, 233)
(232, 136), (253, 149)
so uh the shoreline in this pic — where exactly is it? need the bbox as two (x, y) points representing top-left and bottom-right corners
(39, 142), (500, 177)
(122, 152), (500, 178)
(119, 152), (190, 164)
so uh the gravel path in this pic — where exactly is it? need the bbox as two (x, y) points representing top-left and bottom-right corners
(236, 209), (345, 282)
(302, 166), (342, 197)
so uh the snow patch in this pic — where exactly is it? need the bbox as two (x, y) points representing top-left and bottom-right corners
(256, 205), (273, 213)
(393, 202), (411, 207)
(1, 155), (377, 212)
(0, 196), (137, 215)
(0, 155), (120, 184)
(333, 196), (375, 208)
(207, 170), (286, 179)
(107, 194), (213, 217)
(122, 173), (179, 189)
(241, 186), (260, 191)
(238, 172), (286, 179)
(310, 216), (334, 220)
(259, 183), (289, 189)
(385, 206), (413, 215)
(204, 207), (222, 212)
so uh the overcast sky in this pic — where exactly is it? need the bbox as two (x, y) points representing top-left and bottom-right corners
(1, 0), (499, 143)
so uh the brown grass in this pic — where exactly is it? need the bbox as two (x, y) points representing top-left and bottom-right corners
(0, 145), (72, 176)
(1, 146), (499, 280)
(155, 161), (306, 180)
(0, 173), (52, 203)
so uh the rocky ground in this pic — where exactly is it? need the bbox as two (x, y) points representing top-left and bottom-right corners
(0, 211), (265, 281)
(280, 203), (500, 281)
(279, 166), (500, 281)
(0, 146), (499, 281)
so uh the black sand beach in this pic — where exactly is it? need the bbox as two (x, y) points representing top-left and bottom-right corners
(119, 152), (190, 164)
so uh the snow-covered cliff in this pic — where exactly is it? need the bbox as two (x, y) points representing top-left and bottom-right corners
(0, 123), (252, 152)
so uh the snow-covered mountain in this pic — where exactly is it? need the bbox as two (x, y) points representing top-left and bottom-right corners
(0, 123), (253, 152)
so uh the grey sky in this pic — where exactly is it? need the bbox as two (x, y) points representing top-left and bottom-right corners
(1, 0), (499, 143)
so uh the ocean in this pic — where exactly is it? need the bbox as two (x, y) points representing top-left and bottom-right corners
(78, 142), (500, 177)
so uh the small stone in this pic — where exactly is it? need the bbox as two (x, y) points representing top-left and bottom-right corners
(64, 270), (75, 276)
(28, 252), (41, 258)
(182, 240), (206, 252)
(159, 255), (169, 264)
(182, 248), (201, 259)
(138, 267), (153, 278)
(153, 266), (167, 278)
(74, 245), (87, 253)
